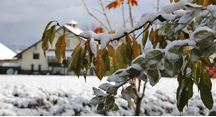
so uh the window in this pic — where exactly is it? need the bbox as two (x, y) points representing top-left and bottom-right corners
(33, 53), (39, 59)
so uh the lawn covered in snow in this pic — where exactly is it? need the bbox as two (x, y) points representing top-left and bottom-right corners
(0, 75), (215, 116)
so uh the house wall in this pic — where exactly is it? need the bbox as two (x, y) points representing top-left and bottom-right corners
(21, 41), (48, 72)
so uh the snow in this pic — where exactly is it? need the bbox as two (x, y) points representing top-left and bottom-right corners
(90, 38), (97, 57)
(207, 5), (216, 17)
(0, 75), (215, 116)
(64, 25), (83, 35)
(0, 43), (17, 60)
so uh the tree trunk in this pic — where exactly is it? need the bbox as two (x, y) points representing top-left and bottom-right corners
(135, 97), (142, 116)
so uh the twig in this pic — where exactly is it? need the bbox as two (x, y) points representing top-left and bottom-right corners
(82, 0), (110, 31)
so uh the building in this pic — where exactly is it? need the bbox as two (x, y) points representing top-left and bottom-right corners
(0, 42), (21, 74)
(16, 20), (86, 75)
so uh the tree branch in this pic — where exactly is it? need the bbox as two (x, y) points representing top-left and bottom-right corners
(82, 0), (110, 31)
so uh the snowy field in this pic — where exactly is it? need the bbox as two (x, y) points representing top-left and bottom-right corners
(0, 75), (215, 116)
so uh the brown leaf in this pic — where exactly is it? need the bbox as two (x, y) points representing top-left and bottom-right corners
(132, 37), (140, 58)
(94, 27), (104, 34)
(149, 28), (156, 46)
(55, 34), (66, 63)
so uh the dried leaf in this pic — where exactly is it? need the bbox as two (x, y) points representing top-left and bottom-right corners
(55, 34), (66, 63)
(94, 27), (104, 34)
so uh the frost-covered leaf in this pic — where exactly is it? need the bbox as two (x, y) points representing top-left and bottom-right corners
(198, 82), (213, 110)
(147, 69), (161, 86)
(110, 103), (119, 111)
(107, 69), (129, 83)
(201, 43), (216, 57)
(190, 27), (215, 50)
(136, 71), (148, 81)
(207, 5), (216, 17)
(90, 96), (105, 105)
(189, 48), (202, 62)
(105, 96), (115, 111)
(121, 86), (137, 108)
(106, 85), (118, 94)
(158, 23), (175, 39)
(93, 87), (108, 97)
(164, 59), (174, 76)
(166, 45), (183, 63)
(99, 83), (114, 91)
(158, 13), (177, 22)
(145, 50), (163, 69)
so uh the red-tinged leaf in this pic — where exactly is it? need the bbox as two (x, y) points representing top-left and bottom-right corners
(94, 49), (109, 80)
(55, 34), (66, 63)
(106, 1), (118, 9)
(117, 0), (121, 6)
(132, 37), (140, 59)
(108, 30), (116, 34)
(94, 27), (104, 34)
(149, 28), (156, 48)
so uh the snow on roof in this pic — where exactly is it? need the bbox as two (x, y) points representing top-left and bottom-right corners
(64, 25), (83, 35)
(0, 43), (16, 60)
(68, 20), (78, 25)
(46, 51), (73, 57)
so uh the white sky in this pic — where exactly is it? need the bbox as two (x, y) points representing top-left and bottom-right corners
(0, 0), (170, 48)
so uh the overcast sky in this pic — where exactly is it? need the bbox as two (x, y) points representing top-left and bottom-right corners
(0, 0), (170, 49)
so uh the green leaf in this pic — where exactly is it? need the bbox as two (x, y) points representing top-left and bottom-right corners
(136, 71), (148, 81)
(92, 87), (107, 97)
(106, 86), (118, 94)
(132, 56), (145, 65)
(99, 83), (114, 91)
(174, 56), (183, 72)
(121, 86), (137, 108)
(147, 69), (161, 86)
(200, 64), (212, 90)
(190, 27), (215, 50)
(214, 58), (216, 68)
(166, 45), (183, 63)
(49, 25), (56, 46)
(145, 50), (163, 69)
(142, 29), (149, 50)
(192, 62), (200, 85)
(164, 59), (174, 76)
(67, 43), (82, 76)
(198, 82), (213, 110)
(97, 103), (104, 113)
(90, 96), (105, 105)
(105, 96), (115, 111)
(110, 103), (119, 111)
(177, 80), (187, 112)
(190, 48), (202, 62)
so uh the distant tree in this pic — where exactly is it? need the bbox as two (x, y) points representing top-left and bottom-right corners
(41, 0), (216, 115)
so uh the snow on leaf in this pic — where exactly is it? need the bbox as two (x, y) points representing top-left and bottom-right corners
(207, 5), (216, 17)
(121, 86), (137, 108)
(105, 96), (115, 111)
(90, 38), (97, 58)
(93, 87), (108, 97)
(145, 50), (163, 69)
(90, 96), (105, 105)
(99, 83), (114, 91)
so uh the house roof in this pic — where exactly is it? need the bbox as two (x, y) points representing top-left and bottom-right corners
(0, 42), (17, 60)
(15, 21), (83, 59)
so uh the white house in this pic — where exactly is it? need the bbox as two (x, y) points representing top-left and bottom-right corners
(16, 20), (87, 75)
(0, 42), (21, 74)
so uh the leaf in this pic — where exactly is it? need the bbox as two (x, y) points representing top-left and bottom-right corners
(107, 44), (115, 57)
(176, 79), (191, 112)
(142, 29), (149, 49)
(145, 50), (163, 69)
(106, 1), (118, 9)
(200, 64), (212, 90)
(164, 59), (174, 76)
(94, 27), (104, 34)
(132, 37), (140, 59)
(149, 28), (156, 48)
(94, 49), (110, 80)
(190, 48), (202, 62)
(42, 21), (56, 57)
(121, 86), (137, 108)
(97, 103), (104, 113)
(55, 35), (66, 63)
(105, 96), (115, 111)
(99, 83), (114, 91)
(90, 96), (105, 105)
(199, 57), (212, 66)
(198, 82), (213, 110)
(190, 27), (215, 50)
(110, 103), (119, 111)
(92, 87), (108, 97)
(174, 56), (183, 72)
(67, 43), (82, 76)
(85, 39), (93, 66)
(126, 35), (133, 62)
(211, 0), (216, 5)
(166, 45), (183, 63)
(147, 69), (161, 86)
(113, 47), (125, 72)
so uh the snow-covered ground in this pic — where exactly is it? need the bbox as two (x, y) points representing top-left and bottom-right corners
(0, 75), (215, 116)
